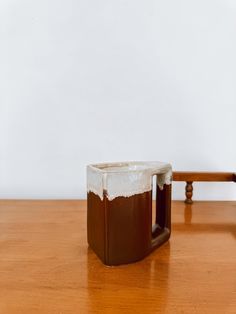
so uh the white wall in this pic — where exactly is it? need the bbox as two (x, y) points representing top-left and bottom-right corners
(0, 0), (235, 200)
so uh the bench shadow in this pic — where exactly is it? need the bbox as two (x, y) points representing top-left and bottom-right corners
(173, 204), (236, 239)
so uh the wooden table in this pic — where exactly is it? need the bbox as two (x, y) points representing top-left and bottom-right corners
(0, 200), (235, 313)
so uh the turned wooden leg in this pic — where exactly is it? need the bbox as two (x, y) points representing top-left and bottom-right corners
(185, 181), (193, 204)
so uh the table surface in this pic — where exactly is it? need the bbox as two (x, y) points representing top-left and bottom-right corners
(0, 200), (235, 314)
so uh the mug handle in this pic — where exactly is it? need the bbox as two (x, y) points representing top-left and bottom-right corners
(151, 176), (171, 250)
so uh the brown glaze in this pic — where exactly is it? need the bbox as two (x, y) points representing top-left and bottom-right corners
(87, 184), (171, 266)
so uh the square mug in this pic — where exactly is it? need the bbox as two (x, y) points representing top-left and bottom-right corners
(87, 161), (172, 266)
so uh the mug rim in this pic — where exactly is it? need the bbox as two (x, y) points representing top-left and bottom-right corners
(87, 161), (171, 174)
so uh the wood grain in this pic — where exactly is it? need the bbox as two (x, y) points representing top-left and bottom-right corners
(0, 200), (236, 313)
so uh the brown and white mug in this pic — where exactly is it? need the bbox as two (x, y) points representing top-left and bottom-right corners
(87, 161), (172, 266)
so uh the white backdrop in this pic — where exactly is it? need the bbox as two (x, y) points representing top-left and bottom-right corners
(0, 0), (236, 200)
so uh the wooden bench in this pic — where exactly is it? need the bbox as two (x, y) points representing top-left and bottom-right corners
(173, 172), (236, 203)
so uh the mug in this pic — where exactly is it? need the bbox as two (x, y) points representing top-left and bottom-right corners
(87, 161), (172, 266)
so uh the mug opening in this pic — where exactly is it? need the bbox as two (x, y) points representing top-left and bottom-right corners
(92, 162), (148, 173)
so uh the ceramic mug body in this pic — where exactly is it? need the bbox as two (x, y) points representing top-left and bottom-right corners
(87, 161), (172, 265)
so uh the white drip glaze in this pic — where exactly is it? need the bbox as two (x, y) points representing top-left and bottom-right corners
(87, 161), (172, 201)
